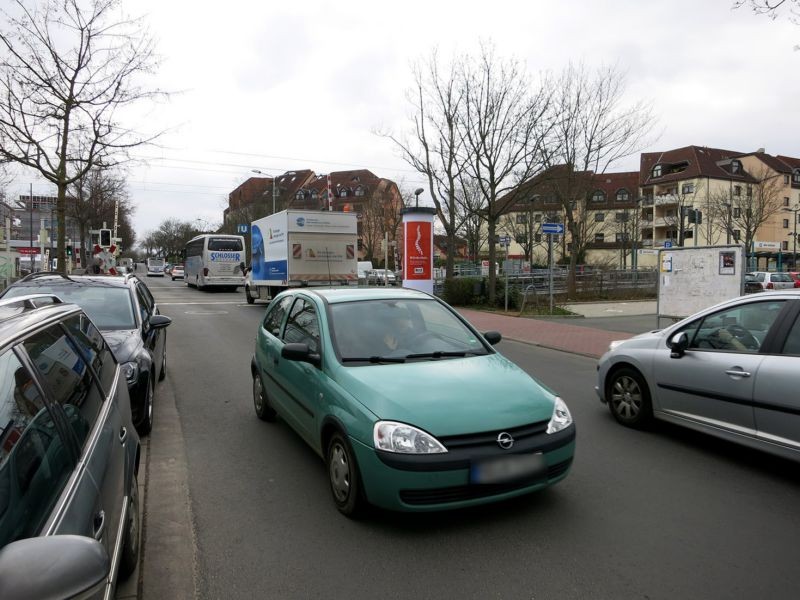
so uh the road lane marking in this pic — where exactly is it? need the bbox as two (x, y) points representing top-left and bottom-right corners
(158, 301), (243, 305)
(184, 310), (229, 315)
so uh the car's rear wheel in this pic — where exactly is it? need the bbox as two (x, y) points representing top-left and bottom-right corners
(136, 379), (154, 436)
(118, 473), (140, 580)
(245, 285), (255, 304)
(607, 367), (652, 428)
(327, 432), (364, 517)
(253, 372), (276, 421)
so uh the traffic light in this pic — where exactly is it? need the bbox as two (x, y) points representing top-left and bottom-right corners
(100, 229), (112, 246)
(66, 246), (72, 257)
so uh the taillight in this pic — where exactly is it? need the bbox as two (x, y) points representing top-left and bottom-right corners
(795, 280), (800, 288)
(766, 282), (773, 289)
(203, 267), (209, 276)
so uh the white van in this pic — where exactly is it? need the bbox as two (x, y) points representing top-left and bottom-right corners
(357, 261), (374, 282)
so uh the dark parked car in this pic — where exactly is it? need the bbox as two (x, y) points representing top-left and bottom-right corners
(0, 273), (171, 435)
(0, 294), (140, 599)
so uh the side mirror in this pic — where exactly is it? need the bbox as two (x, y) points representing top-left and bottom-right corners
(0, 535), (109, 600)
(483, 331), (502, 345)
(282, 342), (321, 367)
(149, 314), (172, 329)
(669, 331), (689, 358)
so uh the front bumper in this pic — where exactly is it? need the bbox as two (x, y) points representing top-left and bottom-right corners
(351, 426), (575, 511)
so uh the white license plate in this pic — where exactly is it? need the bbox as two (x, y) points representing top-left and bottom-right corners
(470, 453), (546, 484)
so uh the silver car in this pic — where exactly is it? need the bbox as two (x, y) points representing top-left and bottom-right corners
(596, 291), (800, 461)
(746, 271), (797, 291)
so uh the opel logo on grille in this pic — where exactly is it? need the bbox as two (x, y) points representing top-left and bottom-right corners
(496, 432), (514, 449)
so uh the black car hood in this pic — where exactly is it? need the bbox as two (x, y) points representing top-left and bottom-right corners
(100, 329), (142, 363)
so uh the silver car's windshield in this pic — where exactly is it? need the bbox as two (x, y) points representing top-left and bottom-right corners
(330, 299), (489, 362)
(3, 286), (136, 330)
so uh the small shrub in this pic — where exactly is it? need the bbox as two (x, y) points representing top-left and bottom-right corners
(444, 277), (480, 306)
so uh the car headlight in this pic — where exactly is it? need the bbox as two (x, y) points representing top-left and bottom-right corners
(546, 396), (573, 434)
(121, 361), (138, 383)
(608, 339), (627, 352)
(373, 421), (447, 454)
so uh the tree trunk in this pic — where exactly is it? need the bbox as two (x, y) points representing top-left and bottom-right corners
(487, 219), (496, 304)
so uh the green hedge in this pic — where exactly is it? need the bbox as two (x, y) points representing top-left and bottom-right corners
(443, 277), (480, 306)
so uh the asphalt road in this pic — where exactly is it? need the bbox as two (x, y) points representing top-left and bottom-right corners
(143, 277), (800, 600)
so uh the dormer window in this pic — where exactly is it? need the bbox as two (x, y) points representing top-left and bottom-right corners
(591, 190), (606, 203)
(730, 160), (741, 174)
(340, 188), (348, 197)
(793, 169), (800, 184)
(310, 189), (318, 199)
(652, 165), (662, 178)
(615, 189), (629, 202)
(295, 190), (305, 201)
(354, 186), (365, 197)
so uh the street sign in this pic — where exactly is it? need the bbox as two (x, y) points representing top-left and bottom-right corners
(237, 224), (249, 234)
(541, 223), (564, 235)
(664, 241), (672, 248)
(499, 235), (511, 246)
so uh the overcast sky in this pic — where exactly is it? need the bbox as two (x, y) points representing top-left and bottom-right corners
(7, 0), (800, 241)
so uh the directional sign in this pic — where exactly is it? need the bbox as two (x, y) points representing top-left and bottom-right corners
(664, 241), (672, 248)
(237, 224), (249, 234)
(499, 235), (511, 246)
(541, 223), (564, 234)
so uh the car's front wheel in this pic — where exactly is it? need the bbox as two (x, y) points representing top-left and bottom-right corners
(158, 335), (167, 382)
(118, 473), (140, 580)
(327, 432), (364, 517)
(607, 367), (652, 428)
(253, 372), (276, 421)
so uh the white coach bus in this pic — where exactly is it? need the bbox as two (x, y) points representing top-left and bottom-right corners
(184, 234), (247, 291)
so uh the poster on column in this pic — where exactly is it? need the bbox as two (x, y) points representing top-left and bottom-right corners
(405, 221), (432, 280)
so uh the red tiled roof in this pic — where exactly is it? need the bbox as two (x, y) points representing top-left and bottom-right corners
(776, 155), (800, 170)
(640, 145), (757, 186)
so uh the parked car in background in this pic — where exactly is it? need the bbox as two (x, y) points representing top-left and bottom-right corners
(746, 271), (797, 291)
(597, 290), (800, 462)
(252, 287), (575, 516)
(744, 272), (764, 294)
(790, 272), (800, 285)
(367, 269), (397, 286)
(0, 294), (140, 599)
(0, 273), (171, 436)
(171, 264), (185, 280)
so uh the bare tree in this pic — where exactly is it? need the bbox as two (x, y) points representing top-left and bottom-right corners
(69, 167), (134, 265)
(381, 48), (467, 280)
(460, 44), (553, 303)
(708, 166), (785, 259)
(456, 175), (488, 265)
(542, 63), (656, 295)
(0, 0), (164, 268)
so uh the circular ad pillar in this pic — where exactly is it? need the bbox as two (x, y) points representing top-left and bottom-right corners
(401, 207), (437, 294)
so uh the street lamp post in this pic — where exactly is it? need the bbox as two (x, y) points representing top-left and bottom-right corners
(414, 188), (424, 208)
(252, 169), (280, 214)
(784, 206), (799, 270)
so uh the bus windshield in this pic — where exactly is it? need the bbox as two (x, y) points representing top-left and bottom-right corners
(208, 238), (243, 251)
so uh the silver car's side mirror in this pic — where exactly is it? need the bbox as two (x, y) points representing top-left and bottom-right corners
(669, 331), (689, 359)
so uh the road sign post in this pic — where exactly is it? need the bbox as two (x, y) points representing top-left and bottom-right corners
(541, 223), (564, 313)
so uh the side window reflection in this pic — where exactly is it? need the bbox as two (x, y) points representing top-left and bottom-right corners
(688, 301), (784, 353)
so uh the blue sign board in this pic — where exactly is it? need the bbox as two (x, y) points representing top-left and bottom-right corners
(664, 241), (672, 248)
(237, 224), (249, 234)
(541, 223), (564, 234)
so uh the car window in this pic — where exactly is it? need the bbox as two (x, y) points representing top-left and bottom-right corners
(0, 349), (73, 550)
(135, 286), (153, 325)
(62, 314), (117, 394)
(137, 281), (156, 313)
(283, 298), (320, 353)
(781, 313), (800, 355)
(263, 296), (293, 337)
(688, 300), (785, 353)
(22, 325), (103, 450)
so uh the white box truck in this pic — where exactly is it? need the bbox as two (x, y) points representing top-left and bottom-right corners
(245, 210), (358, 304)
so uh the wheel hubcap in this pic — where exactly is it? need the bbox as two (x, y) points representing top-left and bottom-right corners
(329, 444), (350, 502)
(146, 384), (153, 424)
(253, 377), (263, 412)
(611, 376), (641, 419)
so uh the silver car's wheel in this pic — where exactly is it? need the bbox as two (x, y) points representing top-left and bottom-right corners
(607, 367), (652, 429)
(253, 372), (276, 421)
(327, 432), (364, 517)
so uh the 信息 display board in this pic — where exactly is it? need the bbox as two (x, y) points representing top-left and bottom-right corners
(657, 245), (744, 322)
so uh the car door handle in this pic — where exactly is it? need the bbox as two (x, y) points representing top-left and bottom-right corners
(119, 426), (128, 444)
(725, 369), (751, 378)
(93, 510), (106, 540)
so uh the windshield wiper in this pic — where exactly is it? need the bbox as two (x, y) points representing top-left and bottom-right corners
(405, 350), (484, 360)
(341, 356), (406, 364)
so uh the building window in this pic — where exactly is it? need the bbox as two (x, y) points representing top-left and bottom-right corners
(310, 189), (318, 199)
(785, 197), (790, 207)
(652, 165), (662, 178)
(534, 233), (542, 243)
(544, 194), (557, 204)
(733, 230), (741, 241)
(354, 186), (365, 197)
(746, 186), (752, 198)
(515, 234), (527, 244)
(595, 212), (605, 222)
(684, 230), (693, 239)
(615, 189), (629, 202)
(534, 214), (542, 223)
(295, 190), (305, 200)
(733, 207), (741, 218)
(681, 183), (695, 194)
(515, 213), (528, 224)
(665, 208), (677, 218)
(340, 189), (348, 197)
(594, 233), (605, 243)
(733, 185), (742, 196)
(784, 219), (790, 228)
(615, 232), (629, 242)
(591, 190), (605, 203)
(794, 169), (800, 184)
(785, 175), (790, 184)
(615, 212), (628, 222)
(730, 160), (741, 174)
(783, 241), (789, 251)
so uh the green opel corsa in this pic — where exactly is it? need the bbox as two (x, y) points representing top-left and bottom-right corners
(251, 287), (575, 515)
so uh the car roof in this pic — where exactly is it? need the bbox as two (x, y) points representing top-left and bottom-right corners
(290, 286), (433, 304)
(3, 273), (138, 291)
(0, 296), (83, 353)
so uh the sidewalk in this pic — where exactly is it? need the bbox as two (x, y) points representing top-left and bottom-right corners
(457, 308), (634, 358)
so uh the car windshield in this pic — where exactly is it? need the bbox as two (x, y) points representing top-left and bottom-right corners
(329, 298), (489, 363)
(3, 285), (136, 330)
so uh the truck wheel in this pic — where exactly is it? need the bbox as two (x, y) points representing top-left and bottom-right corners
(246, 286), (255, 304)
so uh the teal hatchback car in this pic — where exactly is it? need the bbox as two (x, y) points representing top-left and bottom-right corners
(251, 287), (575, 515)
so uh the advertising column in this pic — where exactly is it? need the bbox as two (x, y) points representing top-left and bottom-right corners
(401, 207), (436, 294)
